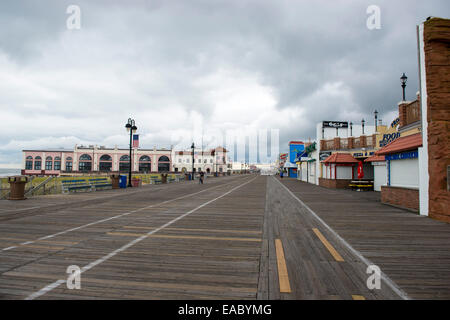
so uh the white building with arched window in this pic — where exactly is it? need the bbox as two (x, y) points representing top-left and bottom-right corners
(171, 147), (228, 174)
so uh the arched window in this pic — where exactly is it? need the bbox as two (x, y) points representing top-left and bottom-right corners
(119, 155), (131, 172)
(158, 155), (170, 172)
(54, 157), (61, 171)
(65, 157), (73, 172)
(99, 154), (112, 172)
(34, 156), (42, 170)
(45, 156), (53, 170)
(100, 155), (112, 161)
(25, 156), (33, 170)
(79, 154), (92, 172)
(139, 155), (151, 173)
(79, 154), (92, 161)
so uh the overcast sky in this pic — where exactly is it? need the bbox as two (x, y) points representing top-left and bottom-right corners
(0, 0), (448, 165)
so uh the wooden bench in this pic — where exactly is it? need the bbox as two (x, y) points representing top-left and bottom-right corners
(150, 178), (162, 184)
(62, 178), (112, 193)
(62, 179), (91, 193)
(349, 180), (374, 191)
(88, 178), (112, 191)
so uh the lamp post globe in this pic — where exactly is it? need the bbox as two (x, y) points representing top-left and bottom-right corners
(191, 142), (195, 180)
(400, 73), (408, 101)
(125, 118), (137, 187)
(374, 110), (378, 131)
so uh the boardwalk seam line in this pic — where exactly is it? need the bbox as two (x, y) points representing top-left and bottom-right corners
(273, 176), (410, 300)
(24, 176), (258, 300)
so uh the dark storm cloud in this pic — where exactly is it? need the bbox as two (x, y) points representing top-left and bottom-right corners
(0, 0), (448, 164)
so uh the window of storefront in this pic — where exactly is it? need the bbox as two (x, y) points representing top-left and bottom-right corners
(158, 156), (170, 172)
(79, 154), (92, 172)
(119, 155), (130, 172)
(139, 155), (151, 173)
(54, 157), (61, 170)
(25, 156), (33, 170)
(45, 156), (53, 170)
(99, 154), (112, 172)
(34, 156), (42, 170)
(66, 157), (73, 172)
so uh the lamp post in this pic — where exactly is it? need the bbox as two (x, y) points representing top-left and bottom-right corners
(350, 121), (353, 136)
(361, 119), (365, 135)
(374, 110), (378, 131)
(125, 118), (137, 187)
(400, 73), (407, 101)
(191, 142), (195, 180)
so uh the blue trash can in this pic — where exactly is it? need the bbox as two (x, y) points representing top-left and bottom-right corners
(119, 175), (127, 188)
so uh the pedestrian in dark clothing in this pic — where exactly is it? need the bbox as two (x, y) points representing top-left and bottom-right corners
(199, 171), (204, 184)
(280, 170), (284, 179)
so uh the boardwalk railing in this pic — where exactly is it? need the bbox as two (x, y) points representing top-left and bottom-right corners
(0, 173), (187, 199)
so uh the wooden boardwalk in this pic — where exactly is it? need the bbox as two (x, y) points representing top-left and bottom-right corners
(0, 174), (449, 299)
(277, 177), (450, 300)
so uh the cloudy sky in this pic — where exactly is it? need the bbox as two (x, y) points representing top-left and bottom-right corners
(0, 0), (448, 165)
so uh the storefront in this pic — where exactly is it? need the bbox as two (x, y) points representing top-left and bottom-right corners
(377, 133), (422, 212)
(365, 155), (386, 191)
(319, 153), (359, 189)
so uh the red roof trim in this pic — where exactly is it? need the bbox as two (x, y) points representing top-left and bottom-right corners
(376, 133), (422, 155)
(323, 153), (359, 164)
(365, 155), (385, 162)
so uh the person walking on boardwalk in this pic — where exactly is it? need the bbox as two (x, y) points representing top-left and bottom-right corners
(199, 170), (204, 184)
(280, 169), (284, 179)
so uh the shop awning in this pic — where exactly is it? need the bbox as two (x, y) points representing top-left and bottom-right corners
(376, 133), (422, 155)
(283, 162), (297, 169)
(323, 153), (359, 164)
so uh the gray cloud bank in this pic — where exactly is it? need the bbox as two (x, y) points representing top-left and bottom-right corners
(0, 0), (448, 165)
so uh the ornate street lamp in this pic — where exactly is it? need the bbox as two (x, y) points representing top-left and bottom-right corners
(361, 118), (365, 135)
(350, 121), (353, 136)
(125, 118), (137, 187)
(191, 142), (195, 180)
(400, 73), (407, 101)
(374, 110), (378, 131)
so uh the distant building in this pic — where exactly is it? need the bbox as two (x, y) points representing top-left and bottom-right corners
(286, 141), (304, 178)
(171, 147), (228, 174)
(22, 144), (172, 175)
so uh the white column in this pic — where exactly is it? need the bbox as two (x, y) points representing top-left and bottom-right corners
(418, 24), (429, 217)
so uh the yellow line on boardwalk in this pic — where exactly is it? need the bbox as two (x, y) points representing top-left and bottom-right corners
(275, 239), (292, 293)
(352, 295), (366, 300)
(107, 232), (261, 242)
(312, 228), (344, 262)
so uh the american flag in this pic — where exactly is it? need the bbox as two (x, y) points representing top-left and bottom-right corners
(132, 134), (139, 148)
